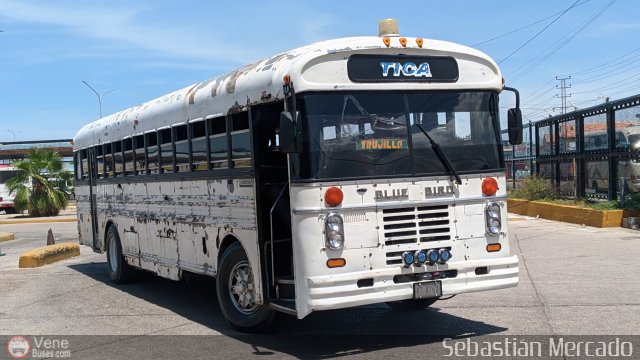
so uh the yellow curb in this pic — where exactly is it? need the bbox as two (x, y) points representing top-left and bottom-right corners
(0, 218), (77, 225)
(0, 232), (15, 242)
(19, 243), (81, 268)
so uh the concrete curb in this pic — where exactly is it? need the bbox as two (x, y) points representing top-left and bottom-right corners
(19, 243), (81, 268)
(0, 218), (77, 225)
(0, 232), (15, 242)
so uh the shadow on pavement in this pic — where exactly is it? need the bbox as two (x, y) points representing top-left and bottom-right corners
(68, 262), (507, 358)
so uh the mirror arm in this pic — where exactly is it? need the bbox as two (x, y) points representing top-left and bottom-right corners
(503, 86), (520, 109)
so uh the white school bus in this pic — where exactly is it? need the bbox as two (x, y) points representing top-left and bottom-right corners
(73, 20), (522, 331)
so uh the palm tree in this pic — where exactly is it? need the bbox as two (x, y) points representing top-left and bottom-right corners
(6, 149), (71, 217)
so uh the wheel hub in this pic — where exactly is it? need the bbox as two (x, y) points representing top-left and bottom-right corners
(228, 261), (259, 314)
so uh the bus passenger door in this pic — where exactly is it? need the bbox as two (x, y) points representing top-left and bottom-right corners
(87, 148), (100, 251)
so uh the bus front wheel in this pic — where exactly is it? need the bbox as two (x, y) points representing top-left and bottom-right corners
(106, 225), (135, 284)
(216, 242), (275, 332)
(386, 298), (438, 311)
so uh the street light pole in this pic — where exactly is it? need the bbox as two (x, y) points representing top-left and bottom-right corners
(81, 80), (114, 119)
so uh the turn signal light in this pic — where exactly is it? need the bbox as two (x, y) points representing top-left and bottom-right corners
(283, 74), (291, 85)
(482, 177), (499, 196)
(324, 187), (344, 207)
(327, 258), (346, 268)
(486, 243), (502, 252)
(383, 37), (391, 47)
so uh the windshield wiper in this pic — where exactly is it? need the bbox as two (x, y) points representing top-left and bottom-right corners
(415, 124), (462, 185)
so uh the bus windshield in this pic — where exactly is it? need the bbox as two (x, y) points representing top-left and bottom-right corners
(292, 91), (502, 181)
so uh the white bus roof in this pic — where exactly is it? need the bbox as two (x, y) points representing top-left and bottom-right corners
(73, 36), (502, 150)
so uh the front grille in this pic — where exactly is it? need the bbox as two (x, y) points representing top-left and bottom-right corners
(382, 205), (453, 265)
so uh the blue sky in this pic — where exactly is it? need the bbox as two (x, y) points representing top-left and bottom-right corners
(0, 0), (639, 141)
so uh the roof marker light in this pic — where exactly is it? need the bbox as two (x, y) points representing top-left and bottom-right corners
(416, 38), (424, 48)
(383, 37), (391, 47)
(399, 37), (407, 47)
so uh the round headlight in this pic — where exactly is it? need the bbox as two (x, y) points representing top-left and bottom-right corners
(426, 249), (440, 265)
(326, 214), (343, 232)
(326, 231), (344, 250)
(415, 251), (427, 265)
(486, 202), (500, 218)
(487, 218), (501, 235)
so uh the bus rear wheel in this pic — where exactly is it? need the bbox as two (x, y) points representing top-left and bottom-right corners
(386, 298), (438, 311)
(216, 242), (275, 332)
(106, 225), (134, 284)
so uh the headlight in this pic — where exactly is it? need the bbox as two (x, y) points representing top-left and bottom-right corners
(486, 202), (500, 218)
(485, 202), (502, 235)
(325, 213), (344, 250)
(487, 218), (501, 235)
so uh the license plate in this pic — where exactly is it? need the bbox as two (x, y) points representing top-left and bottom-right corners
(414, 281), (442, 299)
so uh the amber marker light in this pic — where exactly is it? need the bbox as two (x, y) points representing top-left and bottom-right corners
(327, 258), (346, 268)
(324, 187), (344, 207)
(416, 38), (424, 48)
(383, 37), (391, 47)
(283, 74), (291, 85)
(487, 243), (502, 252)
(482, 177), (499, 196)
(399, 37), (407, 47)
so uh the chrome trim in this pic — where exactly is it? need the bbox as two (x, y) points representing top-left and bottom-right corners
(293, 195), (507, 214)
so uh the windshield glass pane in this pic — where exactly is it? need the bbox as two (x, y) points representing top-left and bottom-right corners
(407, 92), (501, 175)
(295, 93), (410, 179)
(292, 92), (501, 181)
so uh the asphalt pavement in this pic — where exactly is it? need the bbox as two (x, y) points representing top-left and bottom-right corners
(0, 215), (639, 359)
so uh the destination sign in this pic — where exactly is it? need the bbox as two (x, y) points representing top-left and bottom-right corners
(348, 55), (459, 83)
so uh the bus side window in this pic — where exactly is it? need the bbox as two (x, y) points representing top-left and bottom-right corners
(146, 132), (159, 174)
(103, 143), (113, 177)
(95, 145), (104, 179)
(81, 149), (89, 181)
(230, 112), (251, 168)
(191, 120), (208, 171)
(134, 134), (145, 175)
(159, 128), (173, 173)
(174, 125), (189, 173)
(209, 117), (228, 169)
(75, 151), (82, 181)
(113, 140), (123, 177)
(123, 137), (134, 176)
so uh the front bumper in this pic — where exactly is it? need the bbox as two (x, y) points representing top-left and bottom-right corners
(304, 255), (519, 315)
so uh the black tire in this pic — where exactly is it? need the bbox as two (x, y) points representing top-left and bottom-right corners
(4, 207), (17, 214)
(386, 298), (438, 311)
(106, 225), (135, 284)
(216, 242), (275, 332)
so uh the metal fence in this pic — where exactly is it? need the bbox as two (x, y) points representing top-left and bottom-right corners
(503, 94), (640, 200)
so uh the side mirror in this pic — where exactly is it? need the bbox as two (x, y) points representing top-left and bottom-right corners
(508, 108), (523, 145)
(279, 111), (300, 153)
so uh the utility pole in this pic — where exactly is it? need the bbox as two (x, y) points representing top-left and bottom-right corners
(555, 76), (572, 114)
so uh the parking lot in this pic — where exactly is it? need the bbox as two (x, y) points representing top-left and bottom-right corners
(0, 215), (639, 358)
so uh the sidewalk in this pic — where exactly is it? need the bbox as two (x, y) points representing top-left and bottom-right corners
(0, 206), (77, 225)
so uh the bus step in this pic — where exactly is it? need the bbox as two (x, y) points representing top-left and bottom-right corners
(270, 299), (296, 316)
(275, 277), (295, 300)
(275, 276), (294, 285)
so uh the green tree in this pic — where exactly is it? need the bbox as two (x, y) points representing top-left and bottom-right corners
(7, 149), (71, 217)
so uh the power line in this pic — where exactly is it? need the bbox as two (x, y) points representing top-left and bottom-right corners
(509, 0), (616, 83)
(497, 0), (581, 64)
(472, 0), (590, 46)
